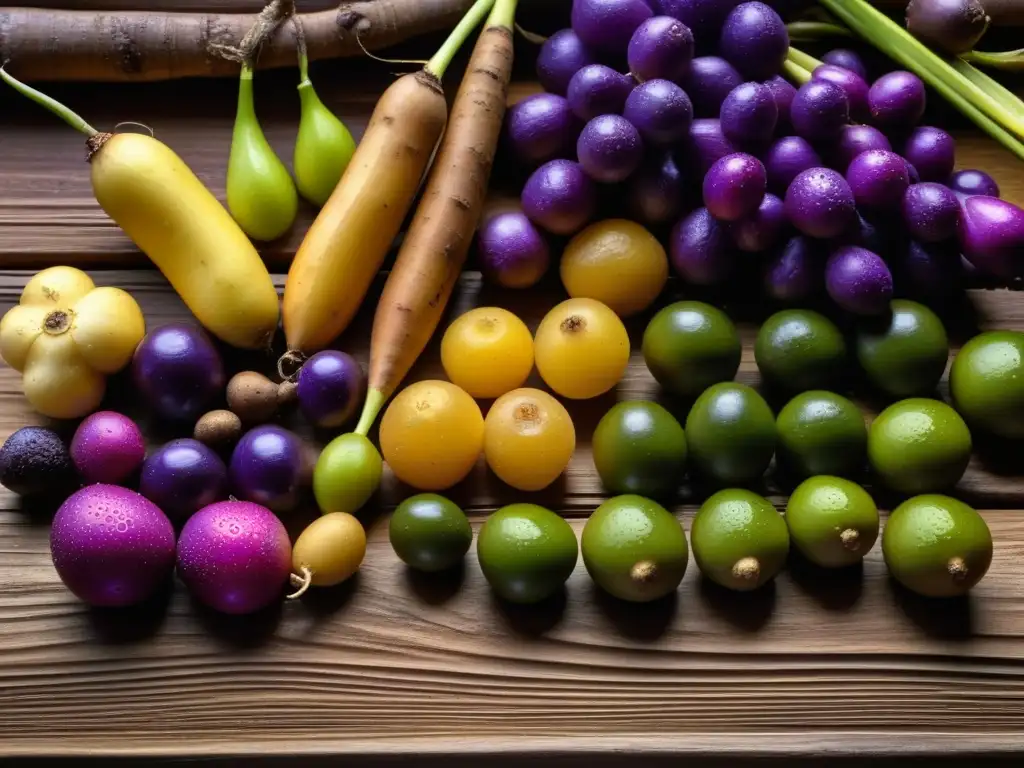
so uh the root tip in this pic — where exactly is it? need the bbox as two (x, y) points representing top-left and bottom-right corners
(286, 566), (313, 599)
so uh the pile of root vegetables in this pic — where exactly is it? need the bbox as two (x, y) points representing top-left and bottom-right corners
(484, 0), (1024, 315)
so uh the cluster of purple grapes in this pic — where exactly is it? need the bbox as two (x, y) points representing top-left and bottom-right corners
(484, 0), (1022, 313)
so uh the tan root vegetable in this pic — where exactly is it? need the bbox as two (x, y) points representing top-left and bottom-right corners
(279, 0), (496, 374)
(355, 0), (518, 434)
(0, 0), (479, 82)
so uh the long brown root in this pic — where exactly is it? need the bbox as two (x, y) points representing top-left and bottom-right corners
(0, 0), (479, 82)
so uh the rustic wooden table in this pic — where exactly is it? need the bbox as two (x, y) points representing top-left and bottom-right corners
(2, 17), (1024, 767)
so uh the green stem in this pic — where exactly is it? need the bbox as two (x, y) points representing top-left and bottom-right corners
(786, 21), (852, 41)
(425, 0), (496, 79)
(355, 388), (387, 437)
(787, 46), (824, 73)
(291, 13), (310, 84)
(962, 49), (1024, 72)
(0, 65), (97, 136)
(783, 58), (813, 85)
(952, 58), (1024, 115)
(238, 63), (256, 120)
(487, 0), (518, 29)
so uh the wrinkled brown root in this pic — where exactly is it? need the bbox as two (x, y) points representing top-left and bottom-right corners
(287, 566), (313, 599)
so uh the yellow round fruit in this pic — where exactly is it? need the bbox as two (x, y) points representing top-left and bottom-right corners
(379, 380), (485, 491)
(534, 298), (630, 399)
(484, 388), (576, 491)
(560, 219), (669, 317)
(440, 307), (534, 399)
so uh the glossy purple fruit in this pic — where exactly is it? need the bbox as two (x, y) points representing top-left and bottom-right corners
(477, 210), (551, 289)
(133, 324), (226, 423)
(176, 500), (291, 615)
(703, 152), (766, 221)
(628, 15), (695, 82)
(904, 240), (964, 303)
(229, 425), (310, 514)
(763, 136), (821, 194)
(846, 149), (911, 211)
(902, 182), (961, 243)
(140, 439), (228, 521)
(627, 152), (686, 225)
(685, 118), (737, 176)
(763, 74), (796, 130)
(791, 80), (849, 142)
(905, 160), (922, 185)
(729, 192), (786, 252)
(656, 0), (738, 47)
(948, 168), (999, 198)
(567, 64), (634, 122)
(868, 71), (926, 127)
(764, 235), (821, 301)
(296, 350), (364, 429)
(522, 159), (597, 235)
(505, 94), (579, 166)
(826, 246), (894, 315)
(839, 213), (888, 256)
(958, 195), (1024, 278)
(720, 81), (778, 148)
(577, 114), (644, 182)
(51, 484), (175, 607)
(622, 79), (694, 147)
(832, 125), (891, 172)
(537, 29), (597, 95)
(682, 56), (742, 117)
(0, 426), (74, 497)
(719, 2), (789, 80)
(571, 0), (654, 54)
(901, 126), (956, 182)
(822, 48), (868, 80)
(812, 64), (870, 121)
(784, 167), (857, 239)
(70, 411), (145, 486)
(670, 207), (737, 284)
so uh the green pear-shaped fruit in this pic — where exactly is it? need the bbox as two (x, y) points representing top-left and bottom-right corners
(294, 79), (357, 207)
(226, 66), (298, 241)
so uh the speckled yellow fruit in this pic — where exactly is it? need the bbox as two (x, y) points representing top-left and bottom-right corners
(533, 298), (630, 400)
(441, 307), (534, 399)
(484, 388), (576, 491)
(379, 380), (484, 491)
(290, 511), (366, 591)
(560, 219), (669, 317)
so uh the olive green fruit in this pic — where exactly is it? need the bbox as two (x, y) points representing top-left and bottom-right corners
(294, 72), (357, 207)
(581, 495), (688, 602)
(691, 489), (789, 591)
(754, 309), (847, 392)
(685, 382), (776, 485)
(642, 301), (741, 397)
(592, 401), (686, 498)
(950, 330), (1024, 439)
(477, 504), (578, 604)
(868, 398), (972, 495)
(313, 433), (384, 514)
(389, 493), (472, 572)
(856, 300), (948, 398)
(227, 66), (299, 241)
(785, 476), (879, 567)
(776, 391), (867, 479)
(882, 494), (992, 597)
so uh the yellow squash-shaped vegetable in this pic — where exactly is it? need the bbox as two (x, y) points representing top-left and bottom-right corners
(0, 266), (144, 419)
(0, 67), (281, 351)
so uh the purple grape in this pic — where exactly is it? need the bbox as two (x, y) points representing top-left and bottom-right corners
(868, 71), (926, 128)
(572, 0), (654, 54)
(720, 81), (778, 148)
(623, 78), (694, 147)
(656, 0), (739, 49)
(537, 29), (597, 95)
(763, 136), (822, 194)
(682, 56), (743, 117)
(811, 64), (870, 122)
(522, 159), (598, 235)
(477, 210), (551, 289)
(791, 80), (849, 142)
(832, 125), (892, 172)
(764, 235), (822, 301)
(784, 167), (857, 239)
(728, 192), (786, 252)
(839, 213), (888, 256)
(902, 182), (961, 243)
(826, 246), (894, 315)
(719, 2), (789, 81)
(505, 94), (579, 166)
(948, 168), (1000, 198)
(627, 152), (686, 225)
(901, 125), (956, 182)
(904, 239), (964, 303)
(567, 64), (634, 122)
(702, 152), (767, 221)
(905, 160), (922, 184)
(846, 149), (911, 211)
(577, 114), (644, 182)
(670, 206), (737, 284)
(822, 48), (868, 80)
(763, 74), (796, 130)
(685, 118), (738, 176)
(297, 350), (364, 429)
(628, 15), (695, 82)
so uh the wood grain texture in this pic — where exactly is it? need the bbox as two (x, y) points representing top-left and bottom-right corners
(1, 271), (1024, 760)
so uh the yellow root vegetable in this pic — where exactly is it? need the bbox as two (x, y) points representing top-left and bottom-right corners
(0, 66), (281, 351)
(287, 512), (367, 598)
(0, 267), (145, 419)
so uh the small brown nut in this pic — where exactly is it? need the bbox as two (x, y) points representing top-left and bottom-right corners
(194, 410), (243, 448)
(227, 370), (279, 424)
(277, 379), (298, 407)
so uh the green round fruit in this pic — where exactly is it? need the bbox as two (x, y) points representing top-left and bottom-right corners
(950, 330), (1024, 439)
(856, 300), (948, 398)
(754, 309), (846, 392)
(477, 503), (578, 604)
(592, 401), (687, 498)
(882, 494), (992, 597)
(389, 493), (472, 572)
(867, 398), (972, 495)
(642, 301), (741, 397)
(581, 495), (688, 602)
(785, 476), (879, 568)
(313, 433), (384, 514)
(691, 489), (789, 591)
(776, 391), (867, 479)
(685, 382), (776, 486)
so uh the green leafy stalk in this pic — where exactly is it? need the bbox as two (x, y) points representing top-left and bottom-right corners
(0, 64), (97, 136)
(425, 0), (497, 79)
(952, 58), (1024, 115)
(787, 46), (824, 74)
(783, 58), (813, 85)
(962, 49), (1024, 72)
(488, 0), (518, 29)
(786, 21), (852, 42)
